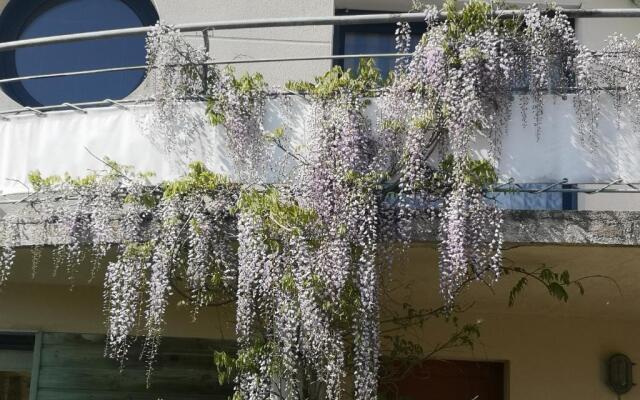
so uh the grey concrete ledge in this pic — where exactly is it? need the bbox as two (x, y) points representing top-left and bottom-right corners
(414, 210), (640, 246)
(2, 195), (640, 247)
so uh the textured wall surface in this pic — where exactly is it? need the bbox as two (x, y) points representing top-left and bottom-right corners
(3, 190), (640, 246)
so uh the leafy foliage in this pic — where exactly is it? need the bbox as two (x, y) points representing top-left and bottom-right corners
(163, 161), (234, 198)
(286, 58), (382, 100)
(506, 265), (587, 307)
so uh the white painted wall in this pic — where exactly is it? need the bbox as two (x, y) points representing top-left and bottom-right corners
(576, 0), (640, 49)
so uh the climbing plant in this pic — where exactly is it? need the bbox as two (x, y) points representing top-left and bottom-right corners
(0, 1), (632, 399)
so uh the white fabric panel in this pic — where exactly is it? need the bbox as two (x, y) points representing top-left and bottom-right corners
(0, 99), (310, 195)
(0, 95), (634, 195)
(498, 95), (637, 183)
(0, 105), (206, 195)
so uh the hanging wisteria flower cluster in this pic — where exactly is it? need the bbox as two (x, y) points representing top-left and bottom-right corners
(20, 163), (239, 374)
(573, 33), (640, 147)
(143, 23), (268, 179)
(2, 1), (640, 399)
(143, 23), (211, 156)
(286, 61), (390, 399)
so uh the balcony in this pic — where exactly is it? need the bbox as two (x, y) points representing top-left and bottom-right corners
(0, 6), (637, 210)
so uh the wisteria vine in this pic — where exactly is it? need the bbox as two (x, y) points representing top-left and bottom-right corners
(0, 1), (635, 399)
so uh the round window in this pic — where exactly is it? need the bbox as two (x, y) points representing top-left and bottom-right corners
(0, 0), (159, 107)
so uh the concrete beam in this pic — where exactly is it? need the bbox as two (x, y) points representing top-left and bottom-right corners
(413, 210), (640, 246)
(2, 195), (640, 247)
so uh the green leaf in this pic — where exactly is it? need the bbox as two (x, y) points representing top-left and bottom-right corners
(547, 282), (569, 302)
(539, 268), (554, 283)
(285, 58), (382, 99)
(561, 270), (571, 285)
(508, 277), (528, 307)
(263, 127), (285, 141)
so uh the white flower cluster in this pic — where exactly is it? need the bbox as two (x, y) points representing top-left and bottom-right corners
(521, 6), (579, 137)
(143, 23), (210, 158)
(574, 34), (640, 148)
(144, 24), (268, 181)
(0, 218), (16, 286)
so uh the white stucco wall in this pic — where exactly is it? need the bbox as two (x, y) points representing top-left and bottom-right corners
(576, 0), (640, 49)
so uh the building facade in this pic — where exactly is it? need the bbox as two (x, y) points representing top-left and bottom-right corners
(1, 1), (640, 400)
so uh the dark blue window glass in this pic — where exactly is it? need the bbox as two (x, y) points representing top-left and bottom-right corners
(343, 31), (397, 76)
(342, 31), (421, 77)
(333, 10), (425, 77)
(492, 184), (567, 210)
(0, 0), (158, 107)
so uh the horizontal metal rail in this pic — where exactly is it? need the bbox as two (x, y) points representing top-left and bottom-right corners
(0, 84), (631, 118)
(491, 178), (640, 194)
(0, 9), (640, 52)
(0, 9), (638, 116)
(0, 53), (411, 85)
(0, 97), (154, 116)
(0, 84), (625, 118)
(0, 65), (145, 84)
(0, 13), (423, 52)
(2, 49), (637, 86)
(2, 184), (640, 204)
(492, 187), (640, 194)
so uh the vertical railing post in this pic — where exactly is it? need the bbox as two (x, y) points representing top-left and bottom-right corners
(202, 28), (210, 94)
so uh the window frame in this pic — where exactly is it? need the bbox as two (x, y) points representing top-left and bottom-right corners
(0, 332), (39, 400)
(332, 9), (427, 72)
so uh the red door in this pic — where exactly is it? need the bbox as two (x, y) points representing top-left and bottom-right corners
(380, 360), (505, 400)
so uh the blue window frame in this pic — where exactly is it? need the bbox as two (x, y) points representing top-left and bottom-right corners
(0, 0), (159, 107)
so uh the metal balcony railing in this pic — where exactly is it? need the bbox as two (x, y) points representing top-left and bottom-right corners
(2, 8), (640, 52)
(0, 9), (638, 114)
